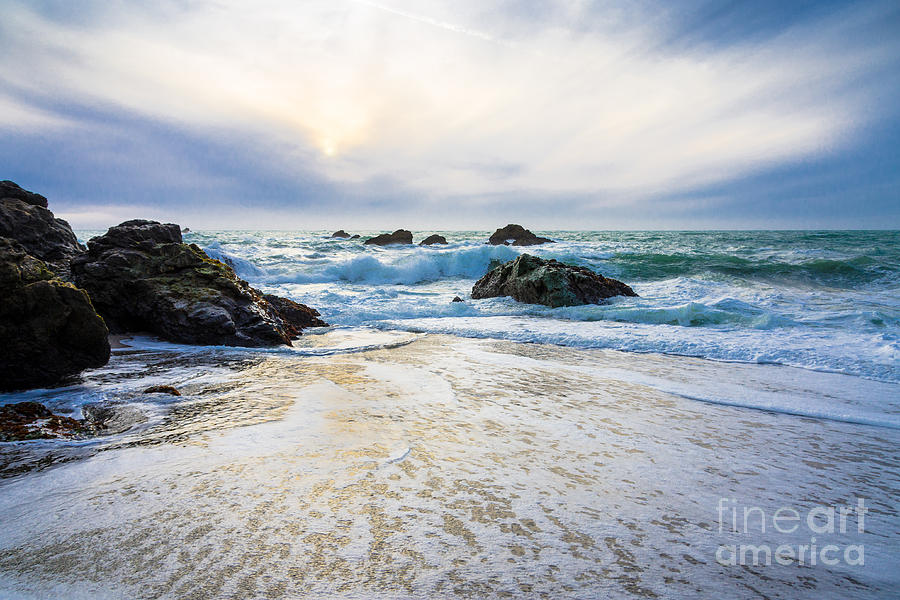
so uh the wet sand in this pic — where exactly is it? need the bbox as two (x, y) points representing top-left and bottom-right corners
(0, 334), (897, 598)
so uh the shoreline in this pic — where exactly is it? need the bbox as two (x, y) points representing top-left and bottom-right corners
(1, 332), (897, 598)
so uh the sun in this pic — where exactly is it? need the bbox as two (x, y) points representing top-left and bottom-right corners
(321, 138), (338, 157)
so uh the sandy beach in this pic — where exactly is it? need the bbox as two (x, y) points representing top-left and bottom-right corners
(1, 332), (896, 598)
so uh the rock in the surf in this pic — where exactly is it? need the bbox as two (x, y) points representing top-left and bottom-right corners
(471, 253), (637, 308)
(71, 220), (325, 347)
(0, 401), (91, 441)
(419, 234), (448, 245)
(143, 385), (182, 396)
(331, 230), (352, 238)
(364, 229), (413, 245)
(487, 224), (554, 246)
(263, 294), (328, 334)
(0, 237), (110, 391)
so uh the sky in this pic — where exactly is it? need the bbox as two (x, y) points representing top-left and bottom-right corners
(1, 0), (898, 230)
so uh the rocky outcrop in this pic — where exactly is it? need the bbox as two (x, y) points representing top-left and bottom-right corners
(487, 224), (554, 246)
(419, 234), (448, 246)
(71, 220), (326, 347)
(0, 181), (84, 277)
(0, 180), (48, 207)
(471, 254), (637, 308)
(0, 238), (111, 391)
(364, 229), (413, 245)
(331, 230), (352, 238)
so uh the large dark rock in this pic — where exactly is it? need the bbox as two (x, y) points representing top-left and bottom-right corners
(331, 230), (352, 238)
(364, 229), (413, 245)
(71, 220), (325, 347)
(471, 254), (637, 308)
(487, 224), (554, 246)
(419, 234), (448, 246)
(0, 181), (84, 277)
(0, 238), (110, 391)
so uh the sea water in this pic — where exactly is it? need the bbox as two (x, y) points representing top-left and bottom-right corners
(185, 230), (900, 382)
(177, 229), (900, 423)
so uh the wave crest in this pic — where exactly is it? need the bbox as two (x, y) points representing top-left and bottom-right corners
(273, 245), (519, 285)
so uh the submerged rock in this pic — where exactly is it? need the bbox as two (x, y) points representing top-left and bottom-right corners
(0, 400), (146, 440)
(420, 234), (448, 246)
(144, 385), (181, 396)
(0, 180), (85, 277)
(487, 224), (554, 247)
(81, 403), (147, 435)
(0, 402), (89, 441)
(364, 229), (413, 245)
(471, 254), (637, 308)
(451, 296), (464, 303)
(71, 220), (324, 347)
(0, 238), (110, 391)
(331, 230), (352, 238)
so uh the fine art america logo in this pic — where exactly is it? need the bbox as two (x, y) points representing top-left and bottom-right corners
(715, 498), (867, 567)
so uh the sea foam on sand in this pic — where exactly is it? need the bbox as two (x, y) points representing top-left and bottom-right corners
(0, 332), (897, 599)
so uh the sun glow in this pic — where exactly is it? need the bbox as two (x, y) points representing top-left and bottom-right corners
(321, 139), (338, 157)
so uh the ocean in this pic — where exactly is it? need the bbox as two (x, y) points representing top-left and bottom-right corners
(1, 229), (898, 598)
(191, 229), (900, 425)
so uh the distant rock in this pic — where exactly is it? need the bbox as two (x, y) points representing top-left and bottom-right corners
(71, 220), (325, 347)
(451, 296), (464, 303)
(364, 229), (413, 245)
(471, 254), (637, 308)
(331, 230), (352, 238)
(419, 234), (448, 246)
(0, 402), (89, 441)
(0, 180), (85, 277)
(144, 385), (181, 396)
(0, 237), (110, 392)
(351, 234), (360, 239)
(182, 227), (191, 233)
(487, 224), (554, 246)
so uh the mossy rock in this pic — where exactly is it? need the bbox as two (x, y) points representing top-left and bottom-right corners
(0, 238), (110, 391)
(471, 253), (637, 307)
(72, 220), (325, 347)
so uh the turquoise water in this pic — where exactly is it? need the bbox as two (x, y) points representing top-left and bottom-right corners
(136, 229), (900, 385)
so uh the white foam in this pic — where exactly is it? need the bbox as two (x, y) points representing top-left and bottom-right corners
(272, 244), (519, 285)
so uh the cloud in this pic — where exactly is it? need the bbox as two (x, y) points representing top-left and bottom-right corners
(0, 0), (898, 227)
